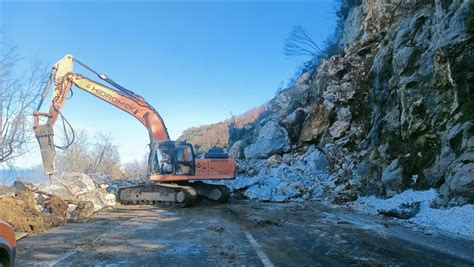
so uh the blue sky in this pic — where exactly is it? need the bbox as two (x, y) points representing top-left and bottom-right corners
(2, 0), (336, 165)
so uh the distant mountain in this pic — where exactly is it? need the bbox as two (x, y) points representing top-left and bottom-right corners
(178, 105), (269, 153)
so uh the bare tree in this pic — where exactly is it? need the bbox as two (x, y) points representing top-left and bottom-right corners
(89, 131), (121, 175)
(0, 45), (47, 163)
(55, 129), (125, 178)
(284, 26), (323, 58)
(122, 154), (148, 179)
(55, 129), (91, 173)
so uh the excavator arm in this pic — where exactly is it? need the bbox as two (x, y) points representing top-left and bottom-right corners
(34, 55), (169, 174)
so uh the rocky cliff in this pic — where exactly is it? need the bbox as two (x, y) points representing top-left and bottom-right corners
(185, 0), (474, 206)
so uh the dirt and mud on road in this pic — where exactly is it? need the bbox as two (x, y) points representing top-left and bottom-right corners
(0, 190), (69, 234)
(16, 200), (474, 266)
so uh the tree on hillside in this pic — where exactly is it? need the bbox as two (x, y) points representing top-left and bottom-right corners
(0, 45), (47, 163)
(284, 26), (323, 58)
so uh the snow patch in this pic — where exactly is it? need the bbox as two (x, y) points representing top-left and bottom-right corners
(410, 205), (474, 238)
(354, 189), (474, 238)
(355, 189), (437, 215)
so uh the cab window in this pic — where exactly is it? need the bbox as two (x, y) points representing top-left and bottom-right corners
(156, 147), (173, 174)
(176, 145), (193, 162)
(175, 144), (194, 175)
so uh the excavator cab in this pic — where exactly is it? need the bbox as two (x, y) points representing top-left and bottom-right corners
(151, 141), (196, 176)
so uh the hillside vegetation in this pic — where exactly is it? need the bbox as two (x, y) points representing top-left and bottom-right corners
(177, 105), (269, 153)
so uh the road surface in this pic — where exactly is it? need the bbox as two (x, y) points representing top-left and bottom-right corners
(16, 200), (474, 266)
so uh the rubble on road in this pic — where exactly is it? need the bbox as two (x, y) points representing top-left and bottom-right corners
(226, 145), (338, 203)
(0, 172), (145, 234)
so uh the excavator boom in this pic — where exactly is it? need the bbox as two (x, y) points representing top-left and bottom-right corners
(39, 55), (169, 140)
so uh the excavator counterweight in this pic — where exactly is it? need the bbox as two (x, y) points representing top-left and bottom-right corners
(34, 55), (236, 207)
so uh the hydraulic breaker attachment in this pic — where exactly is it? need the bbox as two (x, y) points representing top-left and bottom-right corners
(34, 113), (56, 175)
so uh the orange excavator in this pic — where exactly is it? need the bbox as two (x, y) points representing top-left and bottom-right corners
(0, 221), (16, 267)
(34, 55), (235, 207)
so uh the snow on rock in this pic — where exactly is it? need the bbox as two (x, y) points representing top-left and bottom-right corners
(354, 189), (474, 238)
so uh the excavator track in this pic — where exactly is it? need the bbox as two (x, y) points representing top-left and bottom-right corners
(190, 182), (230, 203)
(118, 183), (197, 207)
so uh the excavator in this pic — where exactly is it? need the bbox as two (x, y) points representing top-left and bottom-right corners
(33, 55), (236, 207)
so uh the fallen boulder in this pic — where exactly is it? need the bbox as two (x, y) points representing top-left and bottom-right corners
(75, 188), (116, 211)
(50, 172), (96, 197)
(378, 202), (421, 219)
(228, 140), (246, 159)
(244, 120), (291, 159)
(70, 201), (95, 220)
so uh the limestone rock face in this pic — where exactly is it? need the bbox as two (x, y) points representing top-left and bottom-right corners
(382, 159), (403, 197)
(434, 122), (474, 205)
(348, 0), (473, 200)
(299, 103), (329, 143)
(442, 161), (474, 201)
(281, 108), (308, 143)
(329, 121), (350, 138)
(219, 0), (473, 205)
(271, 85), (310, 119)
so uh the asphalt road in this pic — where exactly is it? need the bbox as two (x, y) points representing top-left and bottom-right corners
(16, 200), (474, 266)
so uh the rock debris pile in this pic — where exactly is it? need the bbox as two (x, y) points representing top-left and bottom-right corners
(0, 172), (144, 233)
